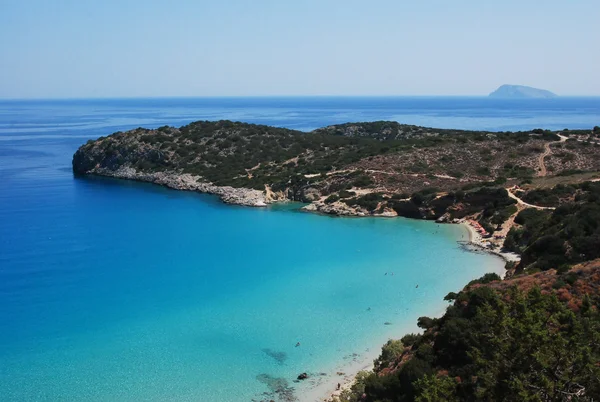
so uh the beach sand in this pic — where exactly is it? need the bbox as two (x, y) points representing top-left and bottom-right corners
(306, 306), (452, 402)
(460, 221), (520, 269)
(299, 350), (375, 402)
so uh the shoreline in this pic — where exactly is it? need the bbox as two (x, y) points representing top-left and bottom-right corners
(80, 167), (274, 207)
(81, 171), (517, 402)
(82, 171), (518, 269)
(298, 348), (377, 402)
(307, 225), (507, 402)
(303, 307), (448, 402)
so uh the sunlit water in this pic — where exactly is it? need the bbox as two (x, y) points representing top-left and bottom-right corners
(1, 97), (598, 401)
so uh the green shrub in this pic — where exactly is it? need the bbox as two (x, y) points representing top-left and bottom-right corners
(400, 333), (421, 347)
(374, 339), (404, 370)
(476, 166), (491, 176)
(338, 190), (356, 199)
(352, 175), (373, 188)
(325, 194), (340, 204)
(467, 272), (501, 287)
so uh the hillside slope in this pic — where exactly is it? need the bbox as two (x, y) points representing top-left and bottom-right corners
(73, 121), (600, 205)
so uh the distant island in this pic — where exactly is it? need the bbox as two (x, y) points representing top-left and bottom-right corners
(489, 84), (557, 98)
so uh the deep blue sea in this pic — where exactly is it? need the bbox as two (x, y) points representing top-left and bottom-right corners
(1, 97), (599, 401)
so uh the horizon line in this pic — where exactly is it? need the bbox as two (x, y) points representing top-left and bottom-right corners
(2, 94), (600, 101)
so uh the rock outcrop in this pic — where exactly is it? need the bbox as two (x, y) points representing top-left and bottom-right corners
(82, 166), (269, 207)
(302, 199), (398, 217)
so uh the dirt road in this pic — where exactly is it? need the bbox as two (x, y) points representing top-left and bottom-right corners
(537, 134), (568, 177)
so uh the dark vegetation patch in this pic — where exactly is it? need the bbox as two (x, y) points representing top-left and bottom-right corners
(255, 374), (295, 402)
(339, 272), (600, 402)
(505, 182), (600, 272)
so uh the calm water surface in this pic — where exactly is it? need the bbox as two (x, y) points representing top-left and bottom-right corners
(1, 97), (598, 401)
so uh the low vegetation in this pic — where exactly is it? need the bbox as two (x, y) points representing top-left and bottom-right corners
(505, 182), (600, 272)
(73, 120), (598, 199)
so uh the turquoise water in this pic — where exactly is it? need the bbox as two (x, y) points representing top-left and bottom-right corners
(1, 97), (599, 401)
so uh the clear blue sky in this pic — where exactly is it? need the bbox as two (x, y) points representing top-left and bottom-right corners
(1, 0), (598, 98)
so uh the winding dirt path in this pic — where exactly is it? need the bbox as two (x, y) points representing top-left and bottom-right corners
(476, 187), (556, 258)
(537, 134), (568, 177)
(506, 186), (555, 210)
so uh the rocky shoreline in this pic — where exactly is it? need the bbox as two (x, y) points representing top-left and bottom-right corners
(83, 167), (273, 207)
(79, 169), (522, 266)
(78, 167), (400, 216)
(78, 165), (526, 270)
(77, 168), (521, 402)
(302, 198), (398, 217)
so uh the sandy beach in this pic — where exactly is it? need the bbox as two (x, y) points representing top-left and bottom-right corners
(299, 349), (376, 402)
(460, 221), (520, 268)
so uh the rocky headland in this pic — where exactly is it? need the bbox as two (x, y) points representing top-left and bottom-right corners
(73, 120), (600, 272)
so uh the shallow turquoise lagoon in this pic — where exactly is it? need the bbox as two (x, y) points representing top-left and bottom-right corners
(0, 177), (504, 401)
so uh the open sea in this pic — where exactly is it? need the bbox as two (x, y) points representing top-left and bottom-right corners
(1, 97), (599, 401)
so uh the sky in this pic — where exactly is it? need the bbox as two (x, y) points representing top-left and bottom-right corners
(0, 0), (599, 98)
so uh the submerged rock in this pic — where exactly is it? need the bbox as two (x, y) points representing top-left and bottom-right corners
(256, 374), (296, 402)
(262, 348), (288, 365)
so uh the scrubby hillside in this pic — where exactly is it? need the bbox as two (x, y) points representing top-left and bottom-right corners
(505, 181), (600, 272)
(73, 120), (600, 206)
(73, 120), (600, 242)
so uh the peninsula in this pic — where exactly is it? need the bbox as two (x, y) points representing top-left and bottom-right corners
(489, 84), (557, 98)
(73, 121), (600, 401)
(73, 121), (600, 268)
